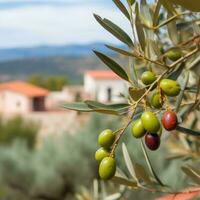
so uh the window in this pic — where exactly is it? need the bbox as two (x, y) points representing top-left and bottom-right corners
(107, 87), (112, 102)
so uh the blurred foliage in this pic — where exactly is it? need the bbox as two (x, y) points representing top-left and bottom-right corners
(0, 115), (39, 149)
(0, 114), (194, 200)
(27, 74), (69, 91)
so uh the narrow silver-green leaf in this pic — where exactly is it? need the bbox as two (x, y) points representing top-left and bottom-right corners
(129, 87), (146, 101)
(175, 71), (189, 112)
(112, 176), (137, 187)
(176, 126), (200, 136)
(135, 3), (146, 51)
(167, 13), (179, 45)
(62, 102), (93, 112)
(128, 0), (135, 6)
(93, 50), (129, 81)
(122, 143), (138, 181)
(167, 63), (185, 80)
(153, 0), (161, 27)
(141, 140), (165, 186)
(104, 193), (122, 200)
(106, 45), (138, 58)
(134, 163), (153, 185)
(182, 166), (200, 185)
(85, 100), (130, 115)
(113, 0), (130, 20)
(140, 0), (153, 27)
(94, 14), (133, 47)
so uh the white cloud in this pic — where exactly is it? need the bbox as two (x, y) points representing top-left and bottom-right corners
(0, 2), (131, 48)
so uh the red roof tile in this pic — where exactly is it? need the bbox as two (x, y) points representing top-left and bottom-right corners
(85, 70), (121, 80)
(0, 81), (49, 97)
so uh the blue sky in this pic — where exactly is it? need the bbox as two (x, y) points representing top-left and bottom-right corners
(0, 0), (130, 48)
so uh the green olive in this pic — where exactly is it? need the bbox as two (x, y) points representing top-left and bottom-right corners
(141, 111), (160, 133)
(160, 79), (181, 97)
(165, 49), (182, 61)
(99, 157), (116, 180)
(95, 148), (110, 162)
(151, 92), (163, 109)
(131, 119), (146, 138)
(141, 71), (156, 85)
(98, 129), (115, 148)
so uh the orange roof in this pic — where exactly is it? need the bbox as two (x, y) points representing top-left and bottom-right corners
(85, 70), (121, 80)
(0, 81), (49, 97)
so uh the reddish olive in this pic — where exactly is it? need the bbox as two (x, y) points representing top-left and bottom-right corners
(145, 133), (160, 151)
(99, 157), (116, 180)
(141, 71), (156, 85)
(141, 111), (160, 133)
(131, 119), (146, 138)
(98, 129), (115, 148)
(95, 148), (110, 162)
(162, 111), (178, 131)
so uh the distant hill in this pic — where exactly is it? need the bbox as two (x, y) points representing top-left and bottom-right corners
(0, 43), (127, 83)
(0, 54), (125, 84)
(0, 43), (117, 61)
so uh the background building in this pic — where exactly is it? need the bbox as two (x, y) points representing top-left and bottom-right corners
(0, 81), (49, 114)
(84, 70), (127, 102)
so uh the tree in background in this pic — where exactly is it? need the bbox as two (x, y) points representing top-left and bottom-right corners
(28, 74), (68, 91)
(63, 0), (200, 199)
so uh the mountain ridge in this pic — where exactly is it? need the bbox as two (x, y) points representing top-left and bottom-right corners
(0, 42), (119, 61)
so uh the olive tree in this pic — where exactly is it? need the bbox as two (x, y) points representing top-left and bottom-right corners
(63, 0), (200, 199)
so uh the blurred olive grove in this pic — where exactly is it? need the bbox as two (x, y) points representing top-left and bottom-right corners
(0, 114), (192, 200)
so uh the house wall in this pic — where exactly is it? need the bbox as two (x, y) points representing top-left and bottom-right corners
(0, 91), (32, 114)
(84, 75), (127, 102)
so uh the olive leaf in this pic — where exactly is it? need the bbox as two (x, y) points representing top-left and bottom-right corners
(94, 14), (133, 47)
(122, 143), (138, 182)
(113, 0), (130, 20)
(167, 63), (185, 80)
(62, 102), (94, 112)
(128, 0), (135, 6)
(167, 13), (179, 45)
(176, 126), (200, 136)
(140, 0), (153, 27)
(175, 71), (189, 112)
(134, 163), (154, 185)
(85, 100), (130, 115)
(112, 176), (137, 187)
(135, 3), (146, 51)
(153, 0), (161, 27)
(104, 193), (122, 200)
(106, 45), (138, 57)
(141, 140), (165, 186)
(93, 50), (129, 81)
(129, 87), (146, 101)
(182, 166), (200, 185)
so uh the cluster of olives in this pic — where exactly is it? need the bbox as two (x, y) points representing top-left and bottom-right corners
(132, 69), (180, 151)
(95, 129), (116, 180)
(95, 50), (182, 180)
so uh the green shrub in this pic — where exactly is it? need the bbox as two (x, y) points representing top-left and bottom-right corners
(0, 115), (39, 148)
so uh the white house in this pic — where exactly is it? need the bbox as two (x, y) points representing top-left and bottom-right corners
(84, 70), (127, 102)
(0, 81), (49, 114)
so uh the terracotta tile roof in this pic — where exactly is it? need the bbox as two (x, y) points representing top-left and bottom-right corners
(0, 81), (49, 97)
(85, 70), (122, 80)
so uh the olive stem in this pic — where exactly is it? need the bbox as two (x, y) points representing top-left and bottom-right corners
(110, 107), (136, 156)
(169, 47), (200, 68)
